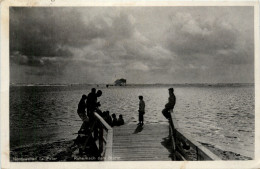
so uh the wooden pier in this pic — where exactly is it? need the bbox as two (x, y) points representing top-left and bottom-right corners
(112, 124), (172, 161)
(83, 111), (221, 161)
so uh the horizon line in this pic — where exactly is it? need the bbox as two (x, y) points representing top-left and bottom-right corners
(10, 82), (254, 85)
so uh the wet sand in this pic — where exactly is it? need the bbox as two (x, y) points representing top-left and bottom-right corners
(201, 143), (252, 160)
(10, 139), (252, 161)
(10, 140), (99, 161)
(11, 140), (75, 161)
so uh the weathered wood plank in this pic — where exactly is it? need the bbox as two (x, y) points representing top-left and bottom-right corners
(94, 113), (112, 131)
(112, 124), (172, 161)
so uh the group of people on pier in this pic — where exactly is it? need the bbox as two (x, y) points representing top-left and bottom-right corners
(77, 88), (125, 129)
(137, 88), (176, 125)
(75, 87), (176, 157)
(77, 87), (176, 128)
(102, 111), (125, 127)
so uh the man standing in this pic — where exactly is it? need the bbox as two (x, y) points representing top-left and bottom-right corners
(87, 88), (97, 119)
(77, 94), (90, 137)
(77, 94), (88, 122)
(138, 96), (145, 126)
(86, 88), (102, 140)
(87, 88), (103, 117)
(162, 88), (176, 119)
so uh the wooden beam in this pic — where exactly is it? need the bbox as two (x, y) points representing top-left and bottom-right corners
(94, 113), (112, 131)
(93, 112), (113, 161)
(175, 151), (186, 161)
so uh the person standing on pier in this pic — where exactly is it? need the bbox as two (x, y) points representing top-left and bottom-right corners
(87, 88), (97, 119)
(138, 96), (145, 126)
(87, 88), (103, 139)
(77, 94), (88, 122)
(162, 88), (176, 119)
(77, 94), (90, 134)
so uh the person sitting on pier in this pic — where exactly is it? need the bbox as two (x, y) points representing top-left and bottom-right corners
(138, 96), (145, 126)
(111, 113), (118, 127)
(162, 88), (176, 119)
(117, 114), (124, 126)
(101, 111), (106, 117)
(102, 111), (107, 121)
(104, 111), (112, 126)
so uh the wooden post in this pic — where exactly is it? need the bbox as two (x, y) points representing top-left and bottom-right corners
(169, 113), (177, 160)
(196, 146), (199, 160)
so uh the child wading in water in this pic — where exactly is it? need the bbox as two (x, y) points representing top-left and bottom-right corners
(138, 96), (145, 126)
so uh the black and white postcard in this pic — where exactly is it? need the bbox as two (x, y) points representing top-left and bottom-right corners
(1, 0), (259, 169)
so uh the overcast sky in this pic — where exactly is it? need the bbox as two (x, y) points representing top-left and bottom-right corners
(10, 7), (254, 84)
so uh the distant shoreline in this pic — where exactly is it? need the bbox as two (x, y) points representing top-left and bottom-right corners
(10, 83), (254, 87)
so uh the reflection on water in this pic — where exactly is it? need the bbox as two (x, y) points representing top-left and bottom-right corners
(10, 85), (254, 158)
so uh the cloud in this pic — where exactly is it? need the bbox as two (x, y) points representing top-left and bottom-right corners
(10, 7), (254, 84)
(127, 62), (149, 71)
(10, 8), (137, 64)
(10, 52), (44, 67)
(10, 8), (76, 57)
(166, 12), (238, 57)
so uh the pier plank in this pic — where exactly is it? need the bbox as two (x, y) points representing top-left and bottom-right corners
(112, 124), (172, 161)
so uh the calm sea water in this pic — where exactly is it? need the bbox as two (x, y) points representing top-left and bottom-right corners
(10, 85), (254, 158)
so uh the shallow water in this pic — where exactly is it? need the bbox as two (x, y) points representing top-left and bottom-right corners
(10, 85), (254, 158)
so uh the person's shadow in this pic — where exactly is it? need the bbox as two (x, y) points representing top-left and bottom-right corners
(161, 136), (175, 160)
(133, 125), (143, 134)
